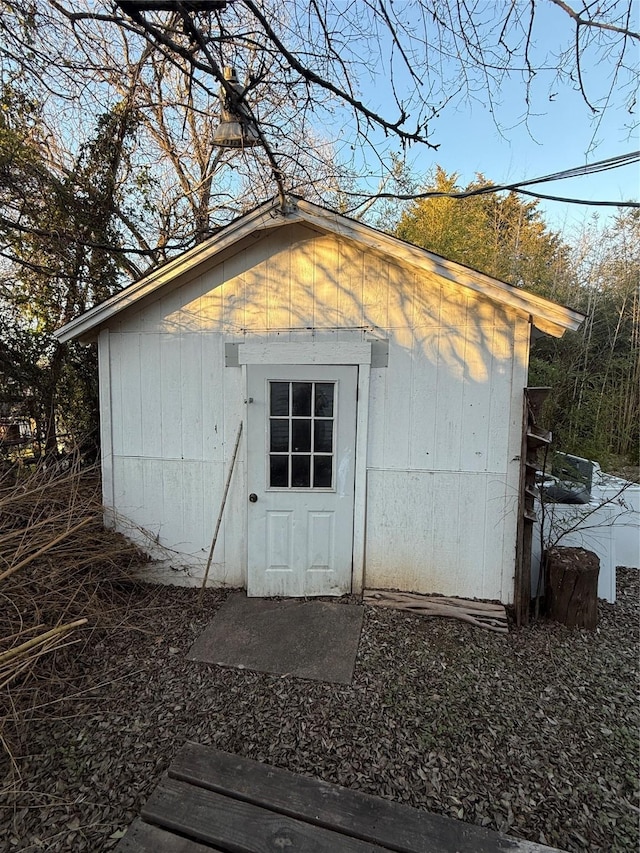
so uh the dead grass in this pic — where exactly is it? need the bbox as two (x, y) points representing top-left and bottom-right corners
(0, 463), (150, 766)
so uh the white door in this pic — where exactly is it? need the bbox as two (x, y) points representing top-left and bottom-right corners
(247, 364), (357, 597)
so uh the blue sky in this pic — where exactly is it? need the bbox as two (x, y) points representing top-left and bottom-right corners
(405, 78), (637, 233)
(338, 1), (639, 235)
(402, 82), (638, 234)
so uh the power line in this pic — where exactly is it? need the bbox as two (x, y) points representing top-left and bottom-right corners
(345, 151), (640, 212)
(514, 189), (637, 207)
(506, 151), (639, 189)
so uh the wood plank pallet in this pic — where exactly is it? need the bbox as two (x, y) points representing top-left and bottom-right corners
(116, 742), (563, 852)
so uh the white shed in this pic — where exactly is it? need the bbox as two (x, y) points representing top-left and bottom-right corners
(56, 198), (582, 604)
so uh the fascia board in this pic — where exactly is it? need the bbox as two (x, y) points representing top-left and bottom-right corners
(54, 200), (298, 343)
(295, 201), (584, 336)
(55, 195), (584, 344)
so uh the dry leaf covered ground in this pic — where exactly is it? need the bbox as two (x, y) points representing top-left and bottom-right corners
(1, 567), (637, 853)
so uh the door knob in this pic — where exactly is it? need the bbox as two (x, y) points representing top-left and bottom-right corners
(249, 493), (258, 503)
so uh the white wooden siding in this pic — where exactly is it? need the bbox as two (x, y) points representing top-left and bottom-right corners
(102, 223), (527, 600)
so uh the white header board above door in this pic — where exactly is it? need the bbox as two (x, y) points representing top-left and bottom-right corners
(224, 340), (388, 367)
(239, 342), (371, 365)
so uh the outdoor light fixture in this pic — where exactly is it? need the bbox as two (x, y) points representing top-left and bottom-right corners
(115, 3), (263, 151)
(212, 67), (262, 149)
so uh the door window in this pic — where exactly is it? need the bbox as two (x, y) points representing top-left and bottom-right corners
(268, 381), (335, 488)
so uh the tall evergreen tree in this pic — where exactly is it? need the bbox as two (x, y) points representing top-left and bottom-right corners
(396, 166), (573, 299)
(395, 168), (638, 465)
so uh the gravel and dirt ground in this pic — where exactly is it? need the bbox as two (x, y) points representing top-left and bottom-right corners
(1, 570), (638, 853)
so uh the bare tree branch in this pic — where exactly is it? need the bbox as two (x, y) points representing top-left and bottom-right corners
(549, 0), (639, 39)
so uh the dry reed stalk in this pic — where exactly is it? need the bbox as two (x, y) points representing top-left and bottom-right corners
(0, 462), (149, 764)
(0, 624), (46, 646)
(0, 517), (95, 583)
(0, 619), (88, 667)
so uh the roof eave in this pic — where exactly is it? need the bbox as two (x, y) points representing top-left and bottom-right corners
(54, 198), (293, 344)
(294, 200), (585, 337)
(55, 196), (585, 344)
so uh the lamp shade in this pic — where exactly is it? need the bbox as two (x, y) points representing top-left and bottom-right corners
(213, 67), (261, 148)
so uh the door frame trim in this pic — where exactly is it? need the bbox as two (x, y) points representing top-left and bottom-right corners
(240, 342), (371, 595)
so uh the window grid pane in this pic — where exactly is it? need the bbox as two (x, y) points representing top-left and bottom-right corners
(269, 381), (335, 489)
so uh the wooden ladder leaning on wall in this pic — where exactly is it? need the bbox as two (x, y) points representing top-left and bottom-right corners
(514, 387), (552, 627)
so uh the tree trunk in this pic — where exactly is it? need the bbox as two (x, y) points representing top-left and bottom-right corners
(545, 547), (600, 630)
(42, 342), (66, 458)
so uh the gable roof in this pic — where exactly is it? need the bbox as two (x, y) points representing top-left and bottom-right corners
(55, 197), (584, 343)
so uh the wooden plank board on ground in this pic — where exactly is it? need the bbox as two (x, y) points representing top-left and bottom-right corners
(168, 743), (553, 853)
(364, 590), (509, 634)
(115, 819), (221, 853)
(142, 776), (390, 853)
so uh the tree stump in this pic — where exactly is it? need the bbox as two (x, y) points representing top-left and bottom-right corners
(545, 546), (600, 630)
